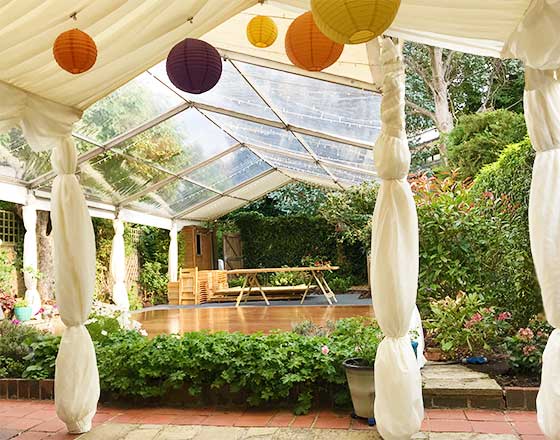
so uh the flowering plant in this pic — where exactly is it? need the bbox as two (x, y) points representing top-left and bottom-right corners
(425, 292), (512, 359)
(505, 316), (552, 375)
(300, 255), (332, 267)
(0, 293), (16, 316)
(85, 301), (147, 341)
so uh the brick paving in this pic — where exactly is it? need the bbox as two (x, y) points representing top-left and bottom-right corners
(0, 400), (545, 439)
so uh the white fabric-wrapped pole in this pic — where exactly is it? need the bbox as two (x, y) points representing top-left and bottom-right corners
(22, 195), (41, 317)
(525, 68), (560, 440)
(111, 218), (129, 310)
(371, 38), (423, 440)
(168, 223), (178, 282)
(51, 138), (99, 434)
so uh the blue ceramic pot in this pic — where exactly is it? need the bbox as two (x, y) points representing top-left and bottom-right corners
(14, 306), (32, 322)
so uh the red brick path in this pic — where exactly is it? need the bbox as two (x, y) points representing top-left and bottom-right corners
(0, 400), (545, 439)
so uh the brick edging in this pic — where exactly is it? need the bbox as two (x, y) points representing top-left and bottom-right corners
(0, 379), (54, 400)
(0, 378), (540, 412)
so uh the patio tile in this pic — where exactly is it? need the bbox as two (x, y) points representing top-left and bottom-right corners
(29, 418), (66, 433)
(200, 412), (240, 426)
(513, 422), (542, 435)
(313, 415), (351, 430)
(268, 412), (294, 427)
(426, 409), (467, 420)
(169, 415), (208, 425)
(349, 419), (376, 430)
(429, 419), (473, 432)
(291, 415), (316, 428)
(471, 421), (515, 434)
(11, 432), (46, 439)
(0, 430), (19, 440)
(4, 417), (43, 430)
(520, 436), (545, 440)
(139, 415), (177, 425)
(466, 410), (507, 422)
(26, 409), (58, 421)
(0, 404), (37, 418)
(234, 412), (274, 427)
(505, 412), (537, 422)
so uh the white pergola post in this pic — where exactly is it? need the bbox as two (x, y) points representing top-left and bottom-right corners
(524, 68), (560, 439)
(22, 194), (41, 317)
(370, 38), (423, 440)
(111, 217), (129, 310)
(168, 222), (178, 282)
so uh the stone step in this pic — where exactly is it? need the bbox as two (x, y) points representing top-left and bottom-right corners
(422, 363), (504, 409)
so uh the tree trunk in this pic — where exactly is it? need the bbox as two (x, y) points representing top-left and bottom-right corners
(37, 211), (55, 300)
(429, 47), (454, 164)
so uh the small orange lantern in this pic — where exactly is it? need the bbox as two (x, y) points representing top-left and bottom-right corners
(285, 11), (343, 72)
(53, 28), (97, 74)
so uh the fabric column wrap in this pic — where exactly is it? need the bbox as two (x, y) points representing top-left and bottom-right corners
(371, 38), (423, 440)
(168, 223), (178, 282)
(51, 137), (99, 434)
(111, 218), (129, 310)
(525, 68), (560, 440)
(22, 199), (41, 316)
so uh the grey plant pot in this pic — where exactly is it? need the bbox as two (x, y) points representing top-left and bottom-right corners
(343, 358), (374, 419)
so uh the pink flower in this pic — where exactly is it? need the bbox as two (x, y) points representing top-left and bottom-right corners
(522, 345), (537, 356)
(321, 345), (329, 355)
(34, 307), (45, 316)
(518, 328), (534, 341)
(497, 312), (512, 321)
(465, 312), (483, 328)
(11, 319), (20, 325)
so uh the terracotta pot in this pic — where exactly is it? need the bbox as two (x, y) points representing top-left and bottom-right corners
(343, 358), (374, 419)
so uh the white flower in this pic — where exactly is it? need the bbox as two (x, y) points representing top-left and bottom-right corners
(101, 330), (108, 336)
(139, 329), (148, 337)
(321, 345), (329, 355)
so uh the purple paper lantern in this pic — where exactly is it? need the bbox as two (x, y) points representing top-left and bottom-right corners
(166, 38), (222, 94)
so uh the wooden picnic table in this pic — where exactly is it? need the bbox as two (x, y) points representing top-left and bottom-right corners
(227, 266), (339, 307)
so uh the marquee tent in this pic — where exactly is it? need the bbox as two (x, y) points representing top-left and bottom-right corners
(1, 1), (559, 439)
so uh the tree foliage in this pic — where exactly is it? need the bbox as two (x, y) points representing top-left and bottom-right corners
(447, 110), (527, 179)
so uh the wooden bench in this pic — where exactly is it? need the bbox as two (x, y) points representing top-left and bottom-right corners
(211, 284), (317, 303)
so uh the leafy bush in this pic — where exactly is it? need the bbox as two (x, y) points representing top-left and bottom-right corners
(0, 320), (45, 378)
(425, 292), (512, 359)
(505, 316), (553, 375)
(0, 248), (13, 295)
(231, 212), (337, 270)
(269, 269), (306, 287)
(22, 335), (60, 379)
(447, 110), (527, 179)
(324, 275), (354, 293)
(139, 261), (168, 305)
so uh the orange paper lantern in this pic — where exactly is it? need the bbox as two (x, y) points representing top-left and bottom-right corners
(53, 28), (97, 74)
(285, 11), (343, 72)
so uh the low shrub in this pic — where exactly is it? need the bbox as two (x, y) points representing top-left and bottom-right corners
(505, 316), (553, 376)
(139, 261), (168, 305)
(424, 292), (512, 359)
(0, 320), (46, 378)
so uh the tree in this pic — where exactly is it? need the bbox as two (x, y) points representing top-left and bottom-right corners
(404, 42), (525, 164)
(447, 110), (527, 179)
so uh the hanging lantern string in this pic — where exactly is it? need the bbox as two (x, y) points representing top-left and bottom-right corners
(70, 12), (77, 21)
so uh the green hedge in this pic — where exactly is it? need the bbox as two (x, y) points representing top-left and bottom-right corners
(232, 212), (338, 269)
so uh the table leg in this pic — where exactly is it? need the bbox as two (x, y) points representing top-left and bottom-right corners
(252, 274), (270, 306)
(312, 271), (333, 305)
(300, 276), (313, 304)
(235, 276), (248, 307)
(320, 272), (338, 303)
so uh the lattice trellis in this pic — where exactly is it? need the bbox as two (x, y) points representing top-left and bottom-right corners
(0, 210), (23, 245)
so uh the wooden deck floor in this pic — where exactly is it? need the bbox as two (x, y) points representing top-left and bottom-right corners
(135, 305), (373, 336)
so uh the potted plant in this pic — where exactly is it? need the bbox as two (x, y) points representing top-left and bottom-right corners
(339, 318), (382, 426)
(14, 298), (32, 322)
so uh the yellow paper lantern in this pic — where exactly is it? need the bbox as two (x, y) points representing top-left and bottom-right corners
(311, 0), (401, 44)
(246, 15), (278, 48)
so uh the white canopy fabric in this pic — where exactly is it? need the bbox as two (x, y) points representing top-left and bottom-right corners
(371, 39), (423, 440)
(22, 194), (41, 316)
(168, 223), (178, 283)
(525, 68), (560, 440)
(110, 218), (129, 310)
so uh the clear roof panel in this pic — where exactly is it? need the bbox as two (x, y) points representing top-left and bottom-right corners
(0, 128), (94, 182)
(202, 110), (307, 154)
(187, 147), (271, 192)
(77, 150), (172, 204)
(328, 165), (376, 186)
(300, 135), (374, 171)
(74, 72), (184, 145)
(113, 108), (238, 174)
(236, 61), (381, 144)
(149, 60), (280, 122)
(129, 178), (216, 217)
(257, 150), (330, 178)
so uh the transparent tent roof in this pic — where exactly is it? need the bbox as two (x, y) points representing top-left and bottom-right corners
(0, 58), (381, 222)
